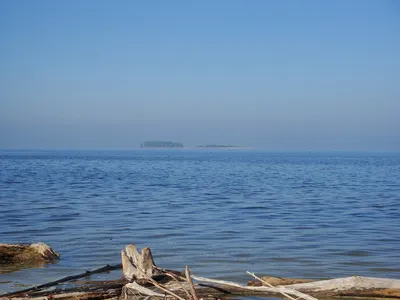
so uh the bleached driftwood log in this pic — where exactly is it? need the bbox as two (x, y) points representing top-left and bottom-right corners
(189, 275), (400, 299)
(287, 276), (400, 291)
(121, 245), (162, 281)
(286, 276), (400, 298)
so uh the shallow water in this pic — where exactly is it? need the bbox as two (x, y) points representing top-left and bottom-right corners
(1, 150), (400, 293)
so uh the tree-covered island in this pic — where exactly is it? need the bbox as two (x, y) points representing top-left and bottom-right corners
(141, 141), (184, 148)
(196, 144), (238, 148)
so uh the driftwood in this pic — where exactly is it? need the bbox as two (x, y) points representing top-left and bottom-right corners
(120, 270), (400, 300)
(247, 271), (318, 300)
(5, 274), (400, 300)
(121, 245), (162, 281)
(248, 275), (314, 286)
(286, 276), (400, 298)
(3, 245), (400, 300)
(188, 275), (400, 299)
(185, 266), (198, 300)
(123, 282), (165, 298)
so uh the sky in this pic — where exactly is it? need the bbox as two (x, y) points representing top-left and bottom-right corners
(1, 0), (399, 151)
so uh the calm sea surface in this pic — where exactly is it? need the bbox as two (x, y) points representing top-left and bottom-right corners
(1, 150), (400, 293)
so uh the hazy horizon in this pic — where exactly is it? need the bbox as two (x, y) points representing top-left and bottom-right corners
(1, 1), (399, 152)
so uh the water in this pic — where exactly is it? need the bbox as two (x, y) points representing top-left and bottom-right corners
(1, 150), (400, 293)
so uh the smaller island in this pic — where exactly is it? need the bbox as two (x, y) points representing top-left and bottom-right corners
(196, 144), (238, 148)
(141, 141), (184, 148)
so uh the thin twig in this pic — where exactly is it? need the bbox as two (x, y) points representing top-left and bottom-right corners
(0, 264), (122, 297)
(185, 266), (198, 300)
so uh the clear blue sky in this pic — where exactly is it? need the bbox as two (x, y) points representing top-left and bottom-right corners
(1, 0), (399, 151)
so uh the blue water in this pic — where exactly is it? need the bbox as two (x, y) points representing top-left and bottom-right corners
(1, 150), (400, 293)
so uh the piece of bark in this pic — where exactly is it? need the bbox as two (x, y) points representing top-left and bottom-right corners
(121, 245), (162, 281)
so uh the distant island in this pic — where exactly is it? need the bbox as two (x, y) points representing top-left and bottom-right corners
(196, 144), (238, 148)
(141, 141), (184, 148)
(140, 141), (245, 149)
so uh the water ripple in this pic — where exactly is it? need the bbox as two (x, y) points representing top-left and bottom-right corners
(1, 150), (400, 293)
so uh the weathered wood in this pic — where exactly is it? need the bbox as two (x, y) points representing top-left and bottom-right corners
(4, 273), (400, 300)
(161, 268), (191, 299)
(188, 275), (400, 300)
(248, 275), (314, 286)
(4, 245), (400, 300)
(137, 273), (185, 300)
(191, 275), (319, 300)
(123, 282), (165, 298)
(287, 276), (400, 291)
(163, 280), (308, 299)
(247, 271), (318, 300)
(185, 266), (198, 300)
(121, 245), (162, 281)
(286, 276), (400, 298)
